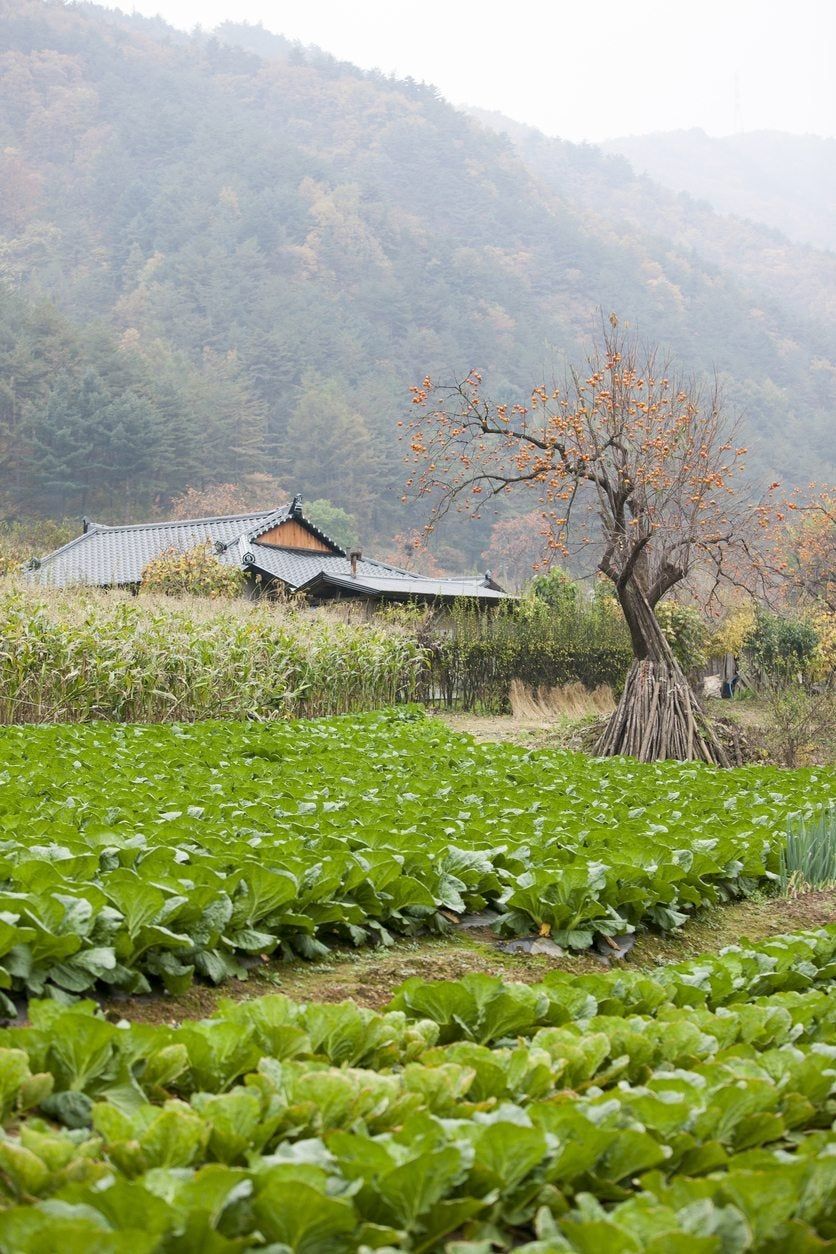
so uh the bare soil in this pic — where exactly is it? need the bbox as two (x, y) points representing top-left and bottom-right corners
(438, 711), (600, 752)
(101, 888), (836, 1025)
(442, 696), (836, 768)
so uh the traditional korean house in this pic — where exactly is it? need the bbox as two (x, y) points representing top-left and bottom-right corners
(24, 495), (507, 605)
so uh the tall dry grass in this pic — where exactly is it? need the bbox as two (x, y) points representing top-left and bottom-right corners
(509, 679), (615, 721)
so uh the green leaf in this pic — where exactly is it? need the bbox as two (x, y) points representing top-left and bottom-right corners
(191, 1090), (264, 1163)
(374, 1147), (466, 1228)
(597, 1128), (670, 1183)
(252, 1179), (356, 1253)
(0, 1137), (50, 1197)
(469, 1122), (548, 1193)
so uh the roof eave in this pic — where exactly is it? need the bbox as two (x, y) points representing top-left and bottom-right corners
(302, 572), (508, 601)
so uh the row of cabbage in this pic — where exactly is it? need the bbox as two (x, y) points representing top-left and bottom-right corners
(0, 710), (833, 1003)
(0, 926), (832, 1250)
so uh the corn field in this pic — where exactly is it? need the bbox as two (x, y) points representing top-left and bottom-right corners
(0, 588), (426, 723)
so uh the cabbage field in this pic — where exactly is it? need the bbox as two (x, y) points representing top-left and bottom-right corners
(0, 707), (834, 1250)
(0, 926), (833, 1250)
(0, 708), (832, 1005)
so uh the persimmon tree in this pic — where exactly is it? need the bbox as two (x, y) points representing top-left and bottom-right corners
(407, 320), (774, 765)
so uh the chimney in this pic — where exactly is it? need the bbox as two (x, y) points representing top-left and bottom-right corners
(350, 550), (361, 577)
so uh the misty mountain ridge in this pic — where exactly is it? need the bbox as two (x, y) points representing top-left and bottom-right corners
(600, 128), (836, 254)
(0, 2), (833, 569)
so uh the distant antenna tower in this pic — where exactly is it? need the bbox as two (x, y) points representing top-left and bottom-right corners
(733, 71), (744, 134)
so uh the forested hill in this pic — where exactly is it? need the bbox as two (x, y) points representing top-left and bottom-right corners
(1, 2), (834, 566)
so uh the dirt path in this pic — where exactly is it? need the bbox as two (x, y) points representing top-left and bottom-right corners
(102, 888), (836, 1024)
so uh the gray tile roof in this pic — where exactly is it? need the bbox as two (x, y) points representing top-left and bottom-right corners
(245, 544), (422, 590)
(25, 498), (354, 589)
(26, 511), (284, 588)
(25, 501), (508, 601)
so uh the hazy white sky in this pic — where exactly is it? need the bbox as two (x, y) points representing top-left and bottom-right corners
(106, 0), (836, 142)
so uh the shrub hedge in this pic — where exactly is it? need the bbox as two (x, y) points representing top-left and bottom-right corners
(422, 598), (632, 711)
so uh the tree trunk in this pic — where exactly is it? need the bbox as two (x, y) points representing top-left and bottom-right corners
(594, 581), (729, 766)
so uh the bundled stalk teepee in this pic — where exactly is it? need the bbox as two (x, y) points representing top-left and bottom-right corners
(596, 658), (728, 764)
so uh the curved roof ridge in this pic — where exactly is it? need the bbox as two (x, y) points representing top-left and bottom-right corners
(91, 508), (279, 534)
(360, 555), (419, 577)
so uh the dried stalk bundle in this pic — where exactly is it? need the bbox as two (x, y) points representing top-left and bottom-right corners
(595, 659), (730, 766)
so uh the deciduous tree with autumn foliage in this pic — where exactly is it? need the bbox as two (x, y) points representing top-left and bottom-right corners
(781, 489), (835, 614)
(408, 319), (776, 765)
(481, 509), (555, 590)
